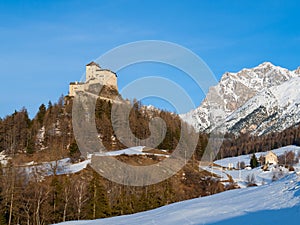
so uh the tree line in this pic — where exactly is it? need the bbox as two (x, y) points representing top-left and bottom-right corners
(0, 94), (226, 224)
(1, 89), (299, 224)
(217, 124), (300, 160)
(0, 159), (227, 224)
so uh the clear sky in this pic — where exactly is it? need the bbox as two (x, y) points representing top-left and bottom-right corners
(0, 0), (300, 118)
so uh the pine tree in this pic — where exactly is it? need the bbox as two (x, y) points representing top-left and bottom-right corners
(48, 101), (53, 110)
(69, 142), (80, 159)
(250, 153), (258, 168)
(37, 104), (47, 125)
(87, 172), (111, 219)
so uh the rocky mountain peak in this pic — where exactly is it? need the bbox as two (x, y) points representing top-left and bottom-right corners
(256, 61), (275, 68)
(294, 66), (300, 75)
(180, 62), (300, 134)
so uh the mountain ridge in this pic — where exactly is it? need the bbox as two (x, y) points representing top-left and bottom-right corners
(181, 62), (300, 135)
(223, 76), (300, 135)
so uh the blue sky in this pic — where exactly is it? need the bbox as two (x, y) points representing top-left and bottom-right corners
(0, 0), (300, 117)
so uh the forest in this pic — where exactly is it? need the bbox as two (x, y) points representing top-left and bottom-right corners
(0, 90), (300, 224)
(0, 94), (225, 225)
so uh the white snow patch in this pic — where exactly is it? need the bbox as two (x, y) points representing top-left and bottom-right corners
(88, 146), (169, 158)
(55, 174), (300, 225)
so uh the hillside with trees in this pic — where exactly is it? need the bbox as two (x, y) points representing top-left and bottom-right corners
(0, 92), (227, 224)
(217, 124), (300, 159)
(1, 87), (300, 224)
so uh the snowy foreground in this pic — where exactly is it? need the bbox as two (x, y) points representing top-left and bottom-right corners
(56, 174), (300, 225)
(56, 146), (300, 225)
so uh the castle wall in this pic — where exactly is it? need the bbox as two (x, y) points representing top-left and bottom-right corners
(69, 82), (85, 97)
(86, 69), (117, 89)
(96, 70), (117, 89)
(69, 62), (118, 97)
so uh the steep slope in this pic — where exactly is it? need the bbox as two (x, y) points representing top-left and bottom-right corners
(223, 77), (300, 135)
(56, 171), (300, 225)
(181, 62), (300, 133)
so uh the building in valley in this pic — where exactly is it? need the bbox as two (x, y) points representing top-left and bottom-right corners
(265, 151), (278, 165)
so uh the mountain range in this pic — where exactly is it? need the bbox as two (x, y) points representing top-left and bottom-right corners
(181, 62), (300, 135)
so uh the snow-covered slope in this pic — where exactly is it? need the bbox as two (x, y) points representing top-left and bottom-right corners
(0, 146), (169, 178)
(181, 62), (300, 134)
(56, 145), (300, 225)
(223, 77), (300, 135)
(56, 173), (300, 225)
(202, 145), (300, 188)
(88, 146), (169, 157)
(22, 158), (90, 177)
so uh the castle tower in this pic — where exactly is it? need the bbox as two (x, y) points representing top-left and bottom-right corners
(86, 61), (101, 81)
(85, 61), (118, 89)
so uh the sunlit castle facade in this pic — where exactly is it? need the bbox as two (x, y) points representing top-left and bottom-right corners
(69, 61), (117, 97)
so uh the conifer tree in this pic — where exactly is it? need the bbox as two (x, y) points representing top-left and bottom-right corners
(87, 172), (111, 219)
(250, 153), (258, 168)
(37, 104), (47, 125)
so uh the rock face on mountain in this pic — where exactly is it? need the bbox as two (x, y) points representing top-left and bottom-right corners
(181, 62), (300, 135)
(224, 77), (300, 135)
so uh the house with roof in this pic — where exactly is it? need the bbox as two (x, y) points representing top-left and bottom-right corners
(265, 151), (278, 165)
(69, 62), (118, 97)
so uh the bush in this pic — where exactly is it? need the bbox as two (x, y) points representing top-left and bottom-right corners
(236, 161), (246, 169)
(246, 173), (256, 187)
(250, 154), (258, 168)
(272, 168), (284, 181)
(69, 142), (81, 162)
(279, 151), (297, 166)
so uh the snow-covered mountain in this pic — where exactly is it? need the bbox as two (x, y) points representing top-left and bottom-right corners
(181, 62), (300, 135)
(224, 77), (300, 135)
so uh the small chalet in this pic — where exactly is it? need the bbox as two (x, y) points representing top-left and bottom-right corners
(265, 151), (278, 165)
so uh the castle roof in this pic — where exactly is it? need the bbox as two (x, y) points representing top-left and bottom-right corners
(86, 61), (100, 68)
(266, 151), (277, 157)
(70, 81), (84, 85)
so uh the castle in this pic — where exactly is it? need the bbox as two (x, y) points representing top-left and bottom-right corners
(69, 62), (117, 97)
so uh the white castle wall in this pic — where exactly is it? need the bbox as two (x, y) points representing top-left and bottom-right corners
(69, 62), (117, 97)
